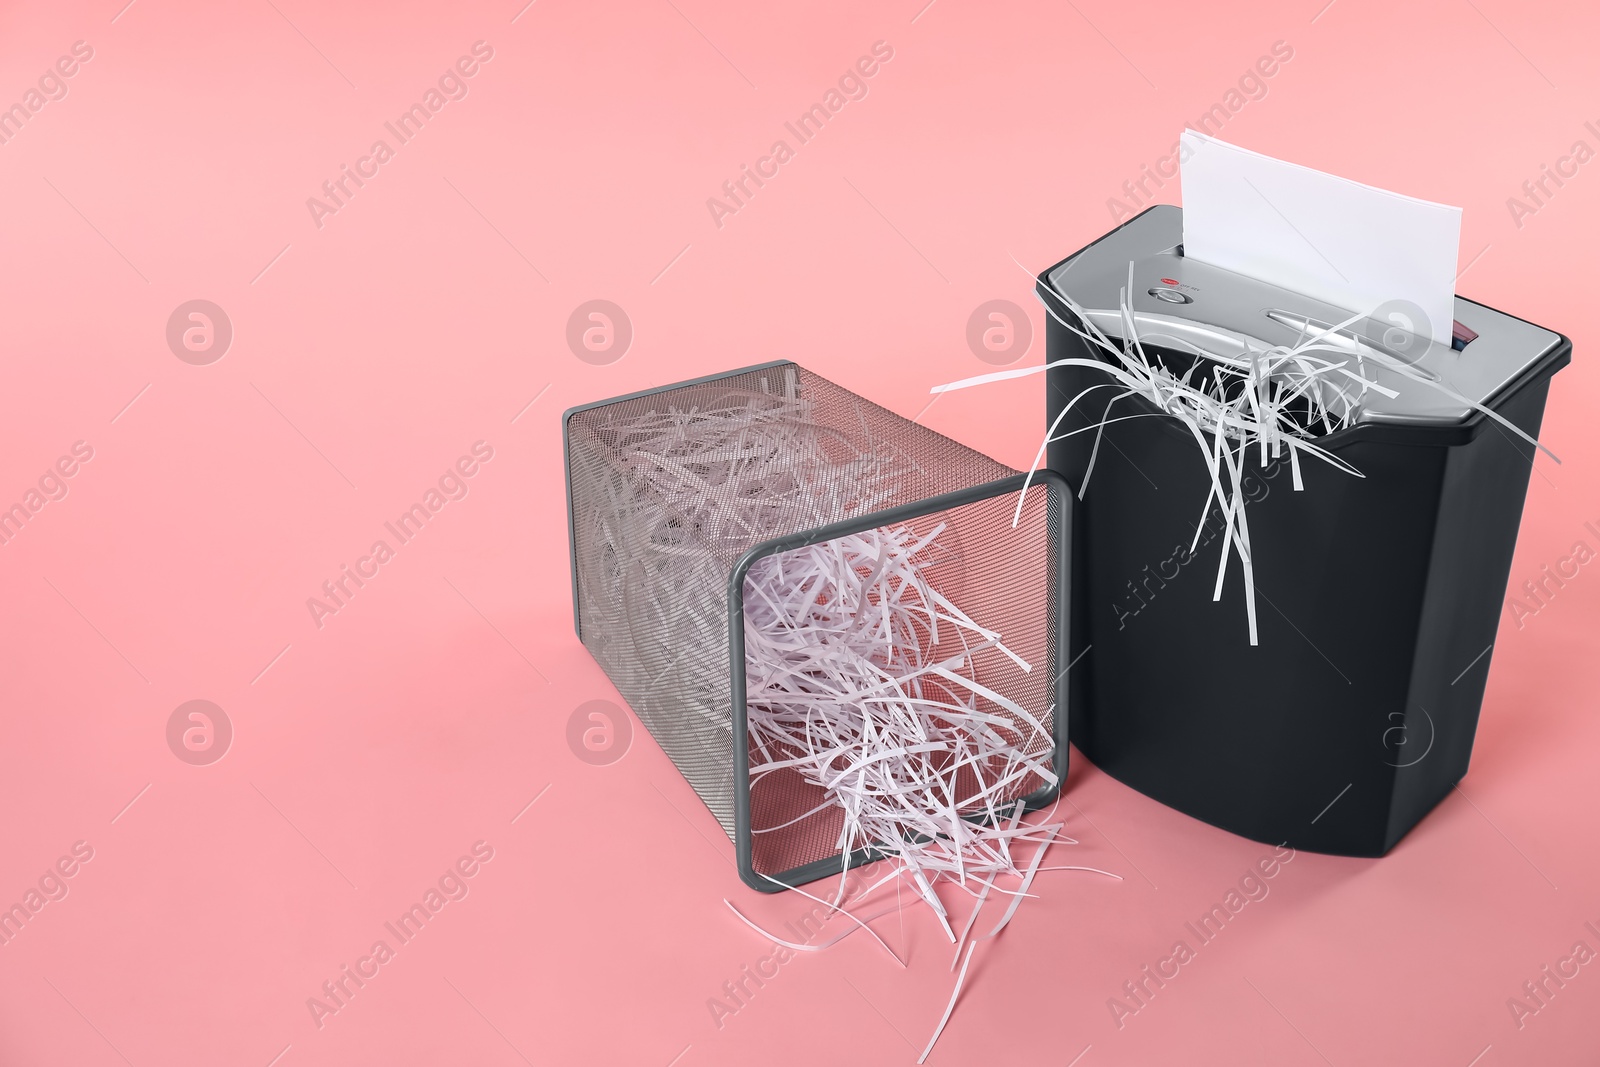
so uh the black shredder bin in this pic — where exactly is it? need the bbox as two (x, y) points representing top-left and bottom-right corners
(1039, 205), (1571, 856)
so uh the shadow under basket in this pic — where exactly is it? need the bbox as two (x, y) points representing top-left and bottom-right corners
(564, 361), (1070, 891)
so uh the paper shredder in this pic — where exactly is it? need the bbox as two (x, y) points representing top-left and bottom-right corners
(1039, 205), (1571, 856)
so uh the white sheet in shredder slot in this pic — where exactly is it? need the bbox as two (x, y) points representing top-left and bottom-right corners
(1179, 130), (1461, 345)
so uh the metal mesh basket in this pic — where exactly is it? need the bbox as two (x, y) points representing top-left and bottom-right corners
(564, 360), (1069, 890)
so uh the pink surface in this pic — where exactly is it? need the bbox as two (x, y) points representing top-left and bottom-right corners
(2, 1), (1598, 1064)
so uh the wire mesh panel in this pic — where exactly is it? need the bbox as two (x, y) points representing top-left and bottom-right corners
(564, 360), (1069, 890)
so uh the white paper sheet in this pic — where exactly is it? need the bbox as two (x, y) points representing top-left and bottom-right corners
(1179, 130), (1461, 344)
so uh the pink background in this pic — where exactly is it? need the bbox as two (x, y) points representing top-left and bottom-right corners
(2, 0), (1598, 1064)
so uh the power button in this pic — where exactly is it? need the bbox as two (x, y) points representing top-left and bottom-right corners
(1148, 287), (1192, 305)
